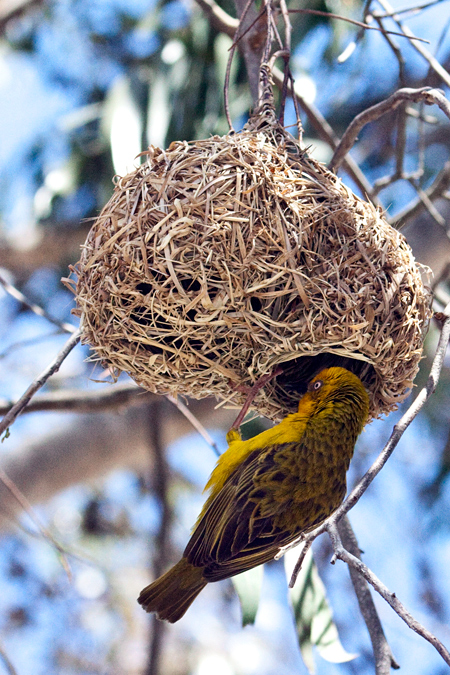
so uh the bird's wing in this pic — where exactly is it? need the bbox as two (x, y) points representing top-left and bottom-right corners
(184, 442), (308, 576)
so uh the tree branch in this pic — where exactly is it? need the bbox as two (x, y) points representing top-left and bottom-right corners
(194, 0), (376, 198)
(194, 0), (238, 36)
(330, 87), (450, 171)
(0, 330), (82, 438)
(233, 0), (267, 103)
(0, 383), (155, 416)
(327, 522), (450, 667)
(338, 517), (399, 673)
(373, 0), (450, 88)
(0, 272), (76, 334)
(393, 161), (450, 229)
(145, 400), (171, 675)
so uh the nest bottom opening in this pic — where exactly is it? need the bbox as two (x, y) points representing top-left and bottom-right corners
(273, 354), (376, 414)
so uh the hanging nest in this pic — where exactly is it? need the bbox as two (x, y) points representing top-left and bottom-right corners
(70, 106), (432, 422)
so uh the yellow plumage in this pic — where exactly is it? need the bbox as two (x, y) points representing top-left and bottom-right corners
(138, 367), (369, 622)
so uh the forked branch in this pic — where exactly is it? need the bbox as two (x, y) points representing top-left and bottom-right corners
(330, 87), (450, 171)
(327, 522), (450, 667)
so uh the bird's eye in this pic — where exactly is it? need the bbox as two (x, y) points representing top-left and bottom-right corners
(308, 379), (323, 392)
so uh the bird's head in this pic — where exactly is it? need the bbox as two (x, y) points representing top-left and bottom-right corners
(298, 366), (370, 429)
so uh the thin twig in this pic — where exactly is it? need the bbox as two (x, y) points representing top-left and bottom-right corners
(270, 65), (376, 199)
(166, 394), (221, 456)
(0, 383), (154, 415)
(373, 14), (406, 85)
(0, 641), (18, 675)
(394, 160), (450, 228)
(0, 465), (72, 580)
(288, 8), (430, 42)
(0, 329), (81, 437)
(374, 0), (447, 18)
(338, 517), (400, 673)
(330, 87), (450, 171)
(0, 272), (76, 334)
(327, 522), (450, 667)
(406, 181), (445, 224)
(371, 14), (409, 189)
(373, 0), (450, 87)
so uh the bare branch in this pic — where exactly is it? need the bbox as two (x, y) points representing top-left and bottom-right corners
(338, 517), (399, 673)
(0, 383), (155, 416)
(0, 641), (18, 675)
(327, 522), (450, 667)
(194, 0), (238, 37)
(393, 160), (450, 228)
(374, 0), (448, 18)
(0, 271), (76, 334)
(270, 65), (376, 199)
(288, 8), (430, 42)
(330, 87), (450, 171)
(0, 329), (81, 437)
(373, 0), (450, 87)
(166, 394), (221, 456)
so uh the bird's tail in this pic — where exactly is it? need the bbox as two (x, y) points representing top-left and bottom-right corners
(138, 558), (207, 623)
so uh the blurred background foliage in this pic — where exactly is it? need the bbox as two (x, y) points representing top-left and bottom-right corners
(2, 0), (450, 673)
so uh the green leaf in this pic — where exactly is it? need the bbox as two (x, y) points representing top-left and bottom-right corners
(285, 547), (357, 673)
(232, 564), (264, 626)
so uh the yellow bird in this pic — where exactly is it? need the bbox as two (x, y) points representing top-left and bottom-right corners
(138, 367), (369, 622)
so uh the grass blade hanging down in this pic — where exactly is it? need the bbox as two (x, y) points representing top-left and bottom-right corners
(232, 564), (264, 626)
(285, 547), (357, 673)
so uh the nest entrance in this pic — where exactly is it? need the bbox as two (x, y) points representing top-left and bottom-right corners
(273, 354), (376, 413)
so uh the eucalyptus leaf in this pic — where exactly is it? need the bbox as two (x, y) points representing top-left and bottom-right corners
(232, 564), (264, 626)
(285, 547), (357, 673)
(102, 76), (142, 177)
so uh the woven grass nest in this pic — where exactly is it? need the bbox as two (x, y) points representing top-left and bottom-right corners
(72, 108), (432, 422)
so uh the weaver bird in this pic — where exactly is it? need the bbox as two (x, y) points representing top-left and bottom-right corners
(138, 367), (369, 622)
